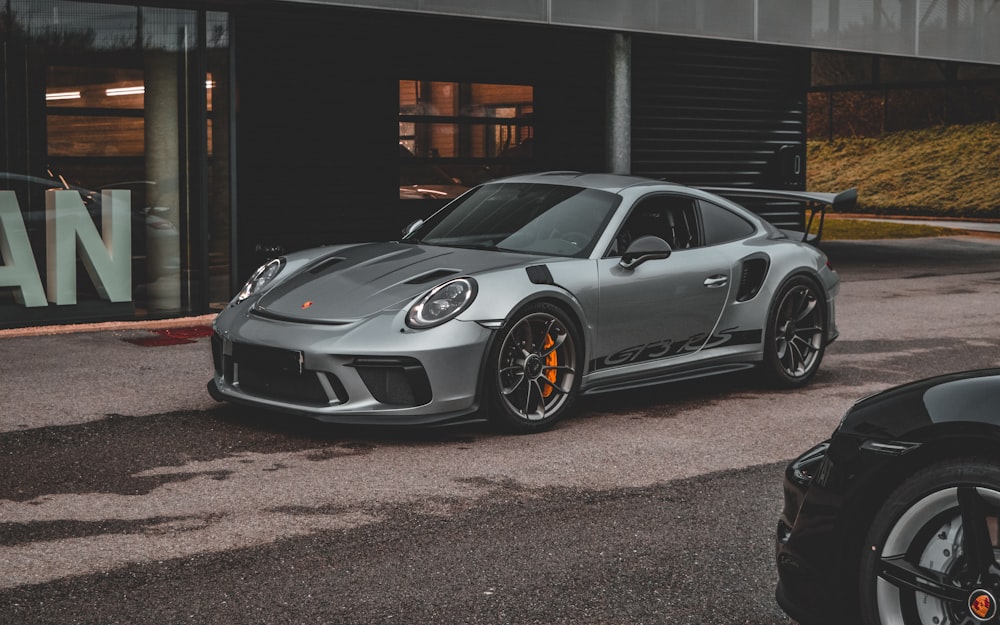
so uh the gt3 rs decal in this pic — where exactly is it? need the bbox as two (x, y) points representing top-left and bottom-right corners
(590, 327), (762, 371)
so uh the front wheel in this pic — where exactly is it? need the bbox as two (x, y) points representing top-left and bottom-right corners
(761, 275), (827, 388)
(860, 458), (1000, 625)
(488, 302), (582, 434)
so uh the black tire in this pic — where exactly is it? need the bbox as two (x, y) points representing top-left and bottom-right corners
(487, 302), (582, 434)
(761, 274), (827, 388)
(859, 458), (1000, 625)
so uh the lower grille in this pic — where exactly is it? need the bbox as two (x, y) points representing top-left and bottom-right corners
(237, 365), (330, 405)
(229, 342), (338, 406)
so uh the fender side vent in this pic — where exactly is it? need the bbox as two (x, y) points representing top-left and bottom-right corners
(526, 265), (553, 285)
(736, 257), (769, 302)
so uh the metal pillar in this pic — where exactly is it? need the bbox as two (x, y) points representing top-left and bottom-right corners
(607, 32), (631, 175)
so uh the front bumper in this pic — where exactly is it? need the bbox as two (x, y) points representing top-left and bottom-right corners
(775, 441), (843, 625)
(208, 307), (494, 425)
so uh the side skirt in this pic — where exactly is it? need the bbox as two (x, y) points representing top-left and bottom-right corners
(580, 362), (758, 396)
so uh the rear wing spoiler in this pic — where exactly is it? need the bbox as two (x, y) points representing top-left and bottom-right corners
(697, 187), (858, 244)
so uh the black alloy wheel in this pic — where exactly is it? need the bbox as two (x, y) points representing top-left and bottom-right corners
(860, 458), (1000, 625)
(489, 302), (581, 434)
(763, 275), (827, 388)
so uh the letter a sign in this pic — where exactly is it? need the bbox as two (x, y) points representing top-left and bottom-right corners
(0, 191), (47, 307)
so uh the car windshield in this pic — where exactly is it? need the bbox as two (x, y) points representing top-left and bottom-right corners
(406, 182), (620, 257)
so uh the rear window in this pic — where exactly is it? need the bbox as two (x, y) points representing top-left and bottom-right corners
(699, 200), (755, 245)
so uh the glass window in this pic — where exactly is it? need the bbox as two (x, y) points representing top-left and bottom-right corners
(399, 80), (534, 200)
(407, 183), (619, 258)
(610, 196), (700, 256)
(812, 51), (873, 87)
(880, 57), (945, 84)
(699, 200), (755, 245)
(1, 2), (230, 327)
(206, 11), (233, 310)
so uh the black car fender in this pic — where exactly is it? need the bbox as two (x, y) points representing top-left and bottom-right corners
(787, 369), (1000, 622)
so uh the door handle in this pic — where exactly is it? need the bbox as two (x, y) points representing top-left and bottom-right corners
(703, 275), (728, 288)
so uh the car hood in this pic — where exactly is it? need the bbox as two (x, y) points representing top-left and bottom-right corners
(253, 242), (538, 323)
(837, 368), (1000, 440)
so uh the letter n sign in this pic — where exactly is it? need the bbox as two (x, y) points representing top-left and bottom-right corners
(46, 189), (132, 305)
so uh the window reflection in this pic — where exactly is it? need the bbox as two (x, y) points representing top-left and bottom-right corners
(1, 1), (230, 327)
(399, 80), (534, 200)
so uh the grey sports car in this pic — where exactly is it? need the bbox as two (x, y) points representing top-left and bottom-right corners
(209, 172), (854, 433)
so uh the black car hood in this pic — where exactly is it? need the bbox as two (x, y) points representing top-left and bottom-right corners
(253, 242), (537, 323)
(839, 368), (1000, 440)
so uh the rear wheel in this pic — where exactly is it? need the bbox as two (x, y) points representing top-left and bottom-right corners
(860, 458), (1000, 625)
(488, 302), (581, 434)
(762, 275), (827, 388)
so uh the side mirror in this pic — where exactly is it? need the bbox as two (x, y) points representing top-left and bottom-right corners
(619, 235), (672, 270)
(402, 219), (424, 238)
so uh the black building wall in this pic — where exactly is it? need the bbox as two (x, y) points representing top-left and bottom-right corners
(234, 8), (395, 278)
(631, 35), (810, 189)
(234, 5), (809, 279)
(234, 7), (608, 279)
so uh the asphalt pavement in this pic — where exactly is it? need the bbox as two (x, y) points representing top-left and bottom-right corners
(1, 232), (1000, 625)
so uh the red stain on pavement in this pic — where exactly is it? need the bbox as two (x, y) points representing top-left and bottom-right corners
(122, 325), (214, 347)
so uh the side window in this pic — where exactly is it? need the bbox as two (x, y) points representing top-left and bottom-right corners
(608, 195), (700, 256)
(699, 200), (756, 246)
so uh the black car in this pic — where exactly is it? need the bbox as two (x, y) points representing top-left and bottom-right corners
(776, 368), (1000, 625)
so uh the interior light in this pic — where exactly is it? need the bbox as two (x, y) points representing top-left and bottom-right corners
(46, 91), (81, 101)
(106, 86), (145, 97)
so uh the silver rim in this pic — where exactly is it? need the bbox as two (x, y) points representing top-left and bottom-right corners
(496, 311), (577, 422)
(874, 486), (1000, 625)
(772, 283), (824, 378)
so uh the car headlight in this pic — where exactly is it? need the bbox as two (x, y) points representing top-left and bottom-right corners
(234, 258), (285, 304)
(406, 277), (477, 328)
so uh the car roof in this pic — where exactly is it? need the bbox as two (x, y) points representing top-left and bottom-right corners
(490, 171), (691, 195)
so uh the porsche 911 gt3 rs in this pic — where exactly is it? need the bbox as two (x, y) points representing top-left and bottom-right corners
(208, 171), (853, 432)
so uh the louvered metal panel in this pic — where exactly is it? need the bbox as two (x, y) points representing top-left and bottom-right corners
(631, 35), (809, 191)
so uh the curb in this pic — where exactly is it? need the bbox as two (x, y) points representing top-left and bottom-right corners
(0, 313), (217, 339)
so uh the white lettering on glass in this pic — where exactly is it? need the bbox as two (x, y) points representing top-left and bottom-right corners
(0, 189), (132, 307)
(0, 191), (47, 307)
(46, 189), (131, 304)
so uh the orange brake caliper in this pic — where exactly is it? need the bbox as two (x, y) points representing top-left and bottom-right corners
(542, 334), (558, 397)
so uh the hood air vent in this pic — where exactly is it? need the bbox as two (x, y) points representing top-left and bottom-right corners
(308, 256), (345, 274)
(405, 269), (460, 284)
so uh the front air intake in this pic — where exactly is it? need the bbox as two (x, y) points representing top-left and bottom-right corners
(351, 356), (432, 406)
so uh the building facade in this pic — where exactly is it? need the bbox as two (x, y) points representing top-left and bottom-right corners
(2, 0), (998, 329)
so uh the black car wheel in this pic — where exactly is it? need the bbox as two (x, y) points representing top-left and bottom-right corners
(489, 302), (581, 433)
(860, 458), (1000, 625)
(762, 275), (827, 388)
